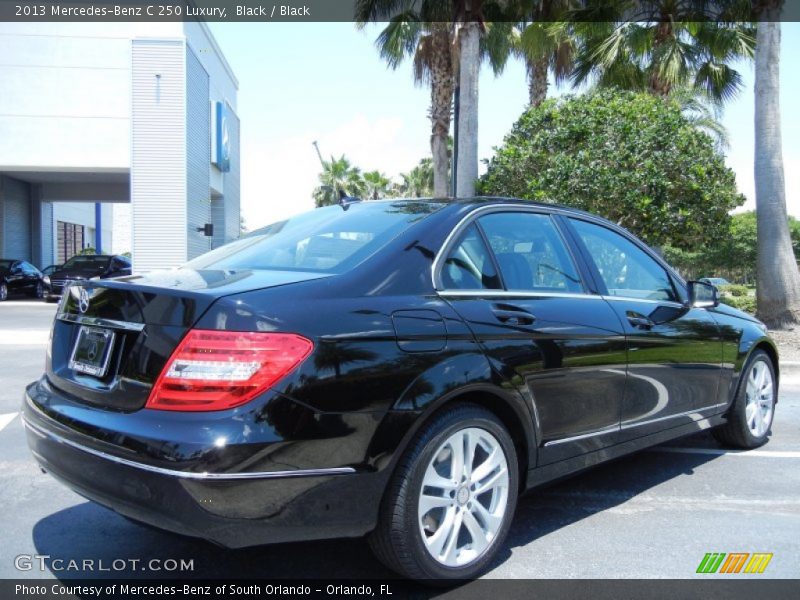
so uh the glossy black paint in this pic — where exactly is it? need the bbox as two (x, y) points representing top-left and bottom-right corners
(23, 198), (778, 549)
(0, 259), (43, 299)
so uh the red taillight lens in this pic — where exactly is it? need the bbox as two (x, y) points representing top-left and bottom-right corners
(146, 330), (313, 411)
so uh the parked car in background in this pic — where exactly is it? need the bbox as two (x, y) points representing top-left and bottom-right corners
(23, 199), (778, 581)
(43, 254), (132, 302)
(0, 259), (44, 301)
(40, 264), (61, 277)
(699, 277), (731, 288)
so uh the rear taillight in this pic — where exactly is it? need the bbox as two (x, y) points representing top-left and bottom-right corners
(146, 330), (313, 411)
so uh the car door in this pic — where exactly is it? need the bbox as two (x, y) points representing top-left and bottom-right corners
(436, 208), (628, 465)
(6, 261), (25, 293)
(564, 217), (724, 441)
(20, 262), (40, 291)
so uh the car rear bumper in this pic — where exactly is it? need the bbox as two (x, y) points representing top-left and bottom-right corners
(22, 380), (391, 548)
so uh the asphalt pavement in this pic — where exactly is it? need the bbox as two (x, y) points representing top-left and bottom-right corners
(0, 299), (797, 581)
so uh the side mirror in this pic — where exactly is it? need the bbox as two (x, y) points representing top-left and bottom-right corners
(688, 280), (719, 308)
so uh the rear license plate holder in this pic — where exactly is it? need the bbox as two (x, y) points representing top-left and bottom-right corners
(69, 326), (116, 378)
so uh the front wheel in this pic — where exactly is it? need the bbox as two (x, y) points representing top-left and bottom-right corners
(713, 350), (776, 449)
(369, 404), (518, 581)
(29, 282), (44, 299)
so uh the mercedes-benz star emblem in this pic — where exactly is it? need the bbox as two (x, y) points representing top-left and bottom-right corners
(78, 288), (90, 314)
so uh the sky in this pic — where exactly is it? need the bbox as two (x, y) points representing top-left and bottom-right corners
(207, 22), (800, 231)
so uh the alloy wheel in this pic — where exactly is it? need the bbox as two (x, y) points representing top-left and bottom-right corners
(418, 427), (509, 567)
(0, 283), (7, 301)
(745, 358), (774, 437)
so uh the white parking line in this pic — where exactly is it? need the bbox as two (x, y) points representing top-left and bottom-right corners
(0, 412), (18, 432)
(650, 446), (800, 458)
(0, 330), (49, 345)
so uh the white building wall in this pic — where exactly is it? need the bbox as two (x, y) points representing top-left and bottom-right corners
(130, 39), (187, 272)
(0, 23), (164, 170)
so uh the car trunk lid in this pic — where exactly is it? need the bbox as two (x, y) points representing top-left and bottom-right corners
(46, 268), (331, 411)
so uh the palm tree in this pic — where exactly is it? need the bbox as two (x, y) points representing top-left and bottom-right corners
(312, 155), (366, 207)
(363, 170), (393, 200)
(356, 2), (456, 197)
(753, 2), (800, 327)
(571, 5), (755, 104)
(399, 158), (434, 198)
(515, 1), (579, 106)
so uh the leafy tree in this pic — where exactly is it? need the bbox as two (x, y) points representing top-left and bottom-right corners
(753, 1), (800, 327)
(399, 158), (435, 198)
(570, 3), (755, 103)
(313, 155), (366, 207)
(363, 170), (393, 200)
(479, 90), (745, 248)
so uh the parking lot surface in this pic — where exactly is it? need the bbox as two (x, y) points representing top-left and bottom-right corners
(0, 301), (798, 580)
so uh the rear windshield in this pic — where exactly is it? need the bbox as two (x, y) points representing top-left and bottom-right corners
(185, 201), (442, 274)
(62, 256), (111, 269)
(0, 260), (12, 270)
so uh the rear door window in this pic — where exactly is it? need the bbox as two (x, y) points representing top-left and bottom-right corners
(478, 212), (583, 293)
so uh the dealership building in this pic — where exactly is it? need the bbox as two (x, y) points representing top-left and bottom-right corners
(0, 22), (240, 272)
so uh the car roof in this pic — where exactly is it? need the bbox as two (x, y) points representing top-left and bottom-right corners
(366, 196), (600, 218)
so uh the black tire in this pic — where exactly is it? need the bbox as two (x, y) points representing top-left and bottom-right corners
(369, 404), (519, 582)
(713, 349), (776, 449)
(0, 282), (7, 302)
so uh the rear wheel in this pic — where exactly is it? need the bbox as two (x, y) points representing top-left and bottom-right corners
(369, 404), (518, 581)
(713, 350), (776, 449)
(0, 282), (7, 301)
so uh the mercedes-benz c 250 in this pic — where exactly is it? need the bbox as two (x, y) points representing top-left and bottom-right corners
(23, 198), (778, 580)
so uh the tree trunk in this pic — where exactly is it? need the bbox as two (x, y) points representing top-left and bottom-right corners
(430, 24), (454, 198)
(755, 16), (800, 327)
(528, 58), (548, 107)
(456, 21), (480, 198)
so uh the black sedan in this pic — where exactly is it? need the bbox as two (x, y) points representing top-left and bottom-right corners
(0, 259), (44, 301)
(23, 199), (778, 581)
(43, 254), (131, 302)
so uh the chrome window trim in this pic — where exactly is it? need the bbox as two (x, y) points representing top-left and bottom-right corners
(432, 203), (593, 297)
(601, 295), (687, 308)
(438, 290), (604, 301)
(22, 416), (356, 481)
(57, 312), (146, 332)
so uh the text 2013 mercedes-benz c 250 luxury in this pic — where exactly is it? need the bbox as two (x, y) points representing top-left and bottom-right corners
(23, 198), (778, 581)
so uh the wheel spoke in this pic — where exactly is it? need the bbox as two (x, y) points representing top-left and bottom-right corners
(424, 463), (457, 492)
(464, 430), (479, 479)
(471, 446), (503, 483)
(449, 434), (466, 483)
(425, 506), (457, 557)
(472, 496), (503, 532)
(441, 510), (464, 564)
(463, 508), (489, 553)
(419, 492), (451, 515)
(474, 467), (508, 496)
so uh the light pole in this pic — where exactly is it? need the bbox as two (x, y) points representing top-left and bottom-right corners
(312, 140), (325, 167)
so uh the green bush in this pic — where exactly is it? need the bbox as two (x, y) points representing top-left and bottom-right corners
(720, 284), (749, 297)
(479, 90), (745, 249)
(720, 295), (756, 314)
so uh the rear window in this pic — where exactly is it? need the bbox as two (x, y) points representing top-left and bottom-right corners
(185, 201), (442, 274)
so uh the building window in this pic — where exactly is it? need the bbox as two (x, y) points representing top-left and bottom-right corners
(57, 221), (85, 264)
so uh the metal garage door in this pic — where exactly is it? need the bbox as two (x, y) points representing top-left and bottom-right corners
(2, 177), (31, 261)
